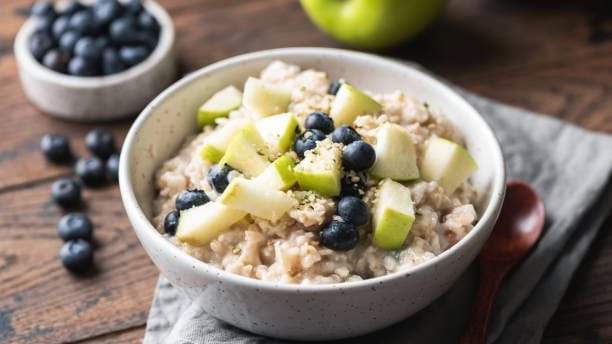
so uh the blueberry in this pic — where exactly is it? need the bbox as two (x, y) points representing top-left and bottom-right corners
(304, 112), (334, 134)
(101, 47), (126, 75)
(94, 0), (122, 26)
(40, 133), (73, 163)
(119, 45), (149, 66)
(59, 30), (81, 52)
(328, 80), (342, 95)
(58, 1), (84, 16)
(207, 164), (233, 193)
(137, 11), (159, 32)
(337, 196), (370, 226)
(68, 56), (98, 76)
(109, 16), (138, 44)
(163, 210), (179, 236)
(33, 16), (54, 34)
(85, 128), (116, 159)
(136, 31), (158, 50)
(60, 239), (93, 274)
(74, 36), (102, 62)
(106, 153), (120, 182)
(29, 31), (54, 61)
(58, 213), (93, 241)
(42, 49), (70, 73)
(69, 10), (95, 34)
(331, 125), (361, 145)
(31, 1), (55, 18)
(342, 140), (376, 171)
(124, 0), (144, 14)
(293, 129), (326, 158)
(319, 220), (359, 251)
(175, 189), (209, 211)
(341, 173), (367, 197)
(95, 36), (110, 50)
(75, 157), (106, 187)
(51, 178), (82, 208)
(52, 15), (70, 39)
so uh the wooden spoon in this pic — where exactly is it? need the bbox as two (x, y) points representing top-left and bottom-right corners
(460, 180), (545, 344)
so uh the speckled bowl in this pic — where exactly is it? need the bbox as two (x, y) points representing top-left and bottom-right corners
(119, 47), (505, 340)
(13, 0), (177, 122)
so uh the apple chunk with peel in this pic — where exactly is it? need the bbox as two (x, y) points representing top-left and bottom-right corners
(255, 113), (299, 155)
(254, 155), (297, 191)
(218, 178), (297, 222)
(219, 123), (271, 177)
(330, 83), (382, 125)
(294, 140), (343, 197)
(369, 123), (419, 181)
(372, 179), (415, 250)
(199, 119), (248, 163)
(243, 77), (292, 117)
(197, 85), (242, 129)
(176, 202), (246, 246)
(420, 137), (478, 193)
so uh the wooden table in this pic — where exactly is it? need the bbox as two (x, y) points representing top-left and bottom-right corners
(1, 0), (610, 343)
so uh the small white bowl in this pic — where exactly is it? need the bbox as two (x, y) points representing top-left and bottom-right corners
(14, 0), (177, 122)
(119, 47), (505, 340)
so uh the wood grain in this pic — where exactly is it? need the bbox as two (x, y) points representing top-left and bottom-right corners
(0, 0), (610, 343)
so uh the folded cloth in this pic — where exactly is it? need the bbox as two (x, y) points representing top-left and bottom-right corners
(143, 86), (612, 344)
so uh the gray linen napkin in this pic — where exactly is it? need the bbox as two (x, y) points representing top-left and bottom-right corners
(143, 87), (612, 344)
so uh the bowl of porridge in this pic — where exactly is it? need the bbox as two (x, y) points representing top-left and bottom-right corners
(119, 47), (505, 340)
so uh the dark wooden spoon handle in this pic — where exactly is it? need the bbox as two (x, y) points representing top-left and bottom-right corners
(460, 261), (513, 344)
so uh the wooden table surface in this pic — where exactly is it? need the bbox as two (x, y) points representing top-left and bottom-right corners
(1, 0), (611, 343)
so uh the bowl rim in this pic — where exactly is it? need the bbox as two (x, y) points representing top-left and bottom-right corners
(119, 47), (506, 293)
(13, 0), (175, 88)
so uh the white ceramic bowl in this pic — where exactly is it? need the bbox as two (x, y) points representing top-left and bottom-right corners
(119, 47), (505, 341)
(14, 0), (177, 122)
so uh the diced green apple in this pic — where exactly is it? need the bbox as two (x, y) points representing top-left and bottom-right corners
(243, 77), (292, 117)
(199, 119), (248, 163)
(218, 178), (297, 221)
(176, 201), (246, 246)
(254, 155), (297, 191)
(372, 178), (415, 250)
(219, 123), (270, 177)
(330, 83), (382, 125)
(420, 137), (478, 193)
(294, 140), (343, 196)
(197, 85), (243, 129)
(255, 113), (299, 155)
(369, 123), (419, 181)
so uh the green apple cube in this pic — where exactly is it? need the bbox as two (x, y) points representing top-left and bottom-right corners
(420, 137), (478, 193)
(330, 83), (382, 125)
(294, 140), (343, 196)
(218, 178), (297, 221)
(254, 155), (297, 191)
(199, 119), (248, 163)
(176, 201), (246, 246)
(243, 77), (292, 117)
(369, 123), (419, 181)
(197, 85), (243, 129)
(219, 123), (270, 177)
(372, 178), (415, 250)
(255, 113), (299, 154)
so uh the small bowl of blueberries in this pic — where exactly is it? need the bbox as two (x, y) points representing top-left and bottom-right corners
(14, 0), (177, 121)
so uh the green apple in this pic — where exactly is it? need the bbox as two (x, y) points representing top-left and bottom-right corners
(294, 140), (343, 196)
(369, 123), (419, 181)
(176, 201), (246, 246)
(219, 123), (271, 177)
(330, 83), (382, 126)
(300, 0), (446, 50)
(197, 85), (243, 129)
(243, 77), (292, 117)
(255, 112), (299, 155)
(420, 137), (478, 193)
(254, 155), (297, 191)
(199, 119), (248, 163)
(218, 178), (297, 221)
(372, 178), (415, 250)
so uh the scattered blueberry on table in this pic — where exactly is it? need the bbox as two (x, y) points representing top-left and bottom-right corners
(85, 128), (116, 160)
(58, 212), (93, 241)
(40, 133), (73, 163)
(60, 238), (94, 274)
(106, 153), (120, 182)
(75, 156), (107, 187)
(28, 0), (159, 77)
(51, 177), (82, 208)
